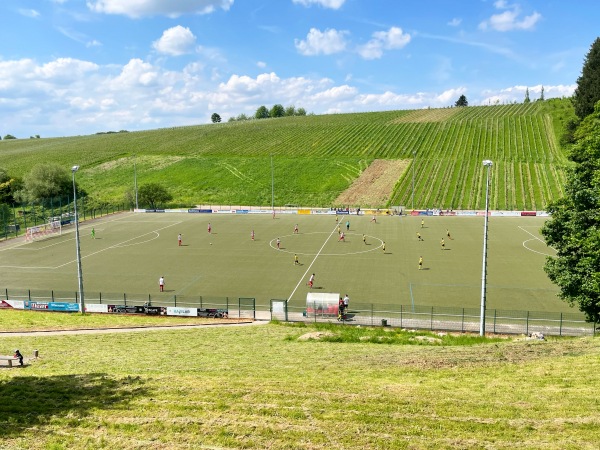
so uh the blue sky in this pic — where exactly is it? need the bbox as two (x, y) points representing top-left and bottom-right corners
(0, 0), (597, 138)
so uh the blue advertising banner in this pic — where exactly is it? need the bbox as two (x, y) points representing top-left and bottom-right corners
(48, 302), (80, 312)
(23, 301), (79, 312)
(188, 209), (213, 213)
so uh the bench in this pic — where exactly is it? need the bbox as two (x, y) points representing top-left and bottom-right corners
(0, 356), (20, 367)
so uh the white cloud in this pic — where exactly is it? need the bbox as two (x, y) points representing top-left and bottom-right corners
(295, 28), (348, 56)
(0, 55), (578, 138)
(292, 0), (346, 9)
(357, 27), (410, 60)
(447, 18), (461, 27)
(152, 26), (197, 56)
(479, 2), (541, 31)
(479, 84), (575, 105)
(86, 0), (233, 18)
(257, 61), (267, 68)
(18, 9), (40, 18)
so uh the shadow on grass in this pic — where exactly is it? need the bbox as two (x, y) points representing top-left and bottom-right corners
(0, 373), (149, 437)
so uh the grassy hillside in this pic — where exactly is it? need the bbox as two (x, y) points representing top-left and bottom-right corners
(1, 314), (599, 449)
(0, 99), (573, 209)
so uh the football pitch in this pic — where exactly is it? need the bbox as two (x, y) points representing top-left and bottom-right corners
(0, 212), (572, 313)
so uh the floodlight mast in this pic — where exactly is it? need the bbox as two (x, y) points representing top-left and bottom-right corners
(412, 150), (416, 210)
(71, 165), (85, 314)
(480, 160), (493, 336)
(134, 154), (139, 210)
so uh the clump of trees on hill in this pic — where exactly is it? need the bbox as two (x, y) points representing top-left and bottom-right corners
(225, 104), (308, 122)
(541, 36), (600, 324)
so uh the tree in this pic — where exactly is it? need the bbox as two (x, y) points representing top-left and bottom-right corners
(454, 95), (468, 107)
(255, 105), (269, 119)
(138, 183), (172, 210)
(524, 88), (530, 103)
(3, 134), (16, 140)
(270, 104), (285, 118)
(539, 85), (545, 101)
(211, 113), (221, 123)
(0, 169), (23, 204)
(541, 101), (600, 323)
(573, 37), (600, 120)
(285, 106), (296, 116)
(296, 107), (307, 116)
(22, 163), (72, 203)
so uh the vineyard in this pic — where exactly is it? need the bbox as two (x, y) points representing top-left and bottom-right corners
(0, 99), (571, 209)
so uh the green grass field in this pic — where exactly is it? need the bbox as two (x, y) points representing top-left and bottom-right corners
(0, 212), (573, 315)
(1, 318), (599, 449)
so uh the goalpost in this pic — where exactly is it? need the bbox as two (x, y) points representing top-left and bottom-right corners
(25, 220), (62, 242)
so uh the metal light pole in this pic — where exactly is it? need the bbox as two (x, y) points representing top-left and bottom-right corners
(71, 165), (85, 314)
(271, 154), (274, 212)
(480, 160), (493, 336)
(412, 150), (416, 210)
(133, 154), (139, 210)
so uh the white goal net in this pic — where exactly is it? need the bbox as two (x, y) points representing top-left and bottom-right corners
(25, 220), (62, 242)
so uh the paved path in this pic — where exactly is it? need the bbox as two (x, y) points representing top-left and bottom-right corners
(0, 320), (268, 337)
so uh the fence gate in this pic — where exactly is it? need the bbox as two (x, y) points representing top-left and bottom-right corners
(238, 297), (256, 319)
(270, 299), (288, 321)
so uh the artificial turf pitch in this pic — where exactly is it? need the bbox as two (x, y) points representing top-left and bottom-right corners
(0, 212), (570, 314)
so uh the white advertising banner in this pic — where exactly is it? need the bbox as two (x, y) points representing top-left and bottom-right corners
(167, 306), (198, 317)
(85, 303), (109, 313)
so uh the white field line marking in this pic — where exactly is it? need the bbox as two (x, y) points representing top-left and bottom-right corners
(269, 232), (382, 256)
(51, 221), (181, 269)
(286, 224), (339, 303)
(519, 225), (556, 257)
(0, 213), (137, 254)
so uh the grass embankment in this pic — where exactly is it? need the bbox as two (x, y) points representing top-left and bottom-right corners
(1, 312), (599, 449)
(0, 99), (574, 209)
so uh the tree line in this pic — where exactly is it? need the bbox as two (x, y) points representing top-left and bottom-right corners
(211, 104), (309, 123)
(541, 37), (600, 323)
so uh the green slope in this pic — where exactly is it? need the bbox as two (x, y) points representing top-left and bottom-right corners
(0, 99), (573, 209)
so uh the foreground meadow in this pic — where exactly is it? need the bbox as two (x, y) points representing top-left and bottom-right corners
(1, 312), (599, 449)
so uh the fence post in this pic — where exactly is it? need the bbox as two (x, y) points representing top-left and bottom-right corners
(124, 293), (127, 305)
(52, 290), (54, 302)
(400, 304), (403, 329)
(371, 303), (374, 326)
(493, 309), (497, 334)
(461, 308), (465, 332)
(174, 295), (177, 307)
(200, 296), (203, 309)
(28, 289), (31, 301)
(559, 312), (563, 337)
(526, 311), (529, 336)
(430, 306), (434, 330)
(148, 294), (151, 305)
(5, 288), (8, 300)
(99, 292), (102, 304)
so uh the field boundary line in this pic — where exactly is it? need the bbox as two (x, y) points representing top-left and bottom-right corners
(0, 213), (136, 254)
(287, 223), (339, 302)
(51, 221), (182, 269)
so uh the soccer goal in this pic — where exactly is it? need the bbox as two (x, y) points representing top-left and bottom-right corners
(25, 220), (62, 242)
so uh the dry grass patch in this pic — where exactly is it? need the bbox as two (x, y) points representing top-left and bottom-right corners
(335, 159), (409, 207)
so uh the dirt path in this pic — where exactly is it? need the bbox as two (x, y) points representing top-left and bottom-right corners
(334, 159), (409, 207)
(0, 320), (267, 337)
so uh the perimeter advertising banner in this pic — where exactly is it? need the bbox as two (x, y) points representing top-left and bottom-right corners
(86, 303), (109, 313)
(22, 301), (79, 312)
(166, 306), (198, 317)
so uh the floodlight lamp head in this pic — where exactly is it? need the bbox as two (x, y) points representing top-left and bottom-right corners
(482, 160), (493, 167)
(71, 165), (80, 172)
